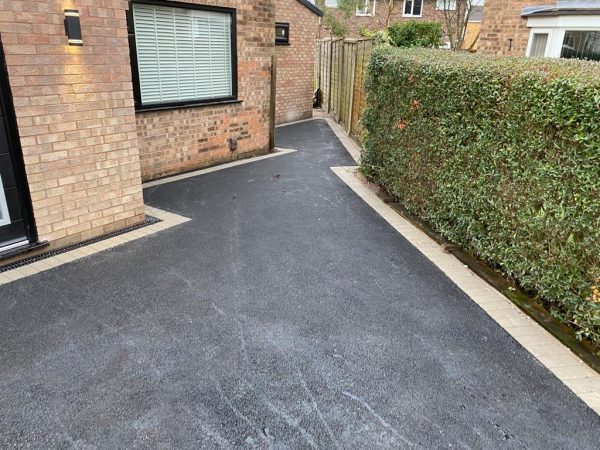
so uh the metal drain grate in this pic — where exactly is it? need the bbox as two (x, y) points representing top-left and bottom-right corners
(0, 215), (161, 273)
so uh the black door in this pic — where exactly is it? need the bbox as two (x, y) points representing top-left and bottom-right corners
(0, 39), (35, 251)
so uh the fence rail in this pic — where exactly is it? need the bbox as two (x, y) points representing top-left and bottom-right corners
(316, 38), (372, 141)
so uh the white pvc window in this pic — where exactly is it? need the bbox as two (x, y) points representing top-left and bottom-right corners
(357, 0), (376, 16)
(436, 0), (484, 11)
(325, 0), (339, 7)
(132, 2), (234, 106)
(0, 175), (10, 227)
(530, 33), (549, 57)
(436, 0), (456, 10)
(403, 0), (423, 17)
(526, 15), (600, 60)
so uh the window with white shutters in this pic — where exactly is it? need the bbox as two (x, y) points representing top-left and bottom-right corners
(129, 1), (236, 109)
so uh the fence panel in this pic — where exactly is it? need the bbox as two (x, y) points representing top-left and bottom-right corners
(351, 40), (372, 141)
(316, 38), (373, 142)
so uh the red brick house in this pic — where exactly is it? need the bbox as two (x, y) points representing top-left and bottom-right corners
(319, 0), (447, 37)
(275, 0), (323, 124)
(479, 1), (600, 59)
(319, 1), (484, 49)
(0, 0), (321, 260)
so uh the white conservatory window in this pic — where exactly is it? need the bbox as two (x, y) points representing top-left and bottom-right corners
(525, 9), (600, 61)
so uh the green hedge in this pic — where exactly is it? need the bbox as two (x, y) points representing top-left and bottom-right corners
(387, 21), (442, 48)
(361, 47), (600, 345)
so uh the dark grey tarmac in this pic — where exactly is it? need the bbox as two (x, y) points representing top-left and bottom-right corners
(1, 120), (599, 448)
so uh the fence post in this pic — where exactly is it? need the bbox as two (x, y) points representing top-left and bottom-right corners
(269, 54), (277, 151)
(327, 40), (333, 114)
(347, 43), (356, 136)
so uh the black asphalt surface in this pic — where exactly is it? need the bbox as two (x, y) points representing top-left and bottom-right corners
(1, 120), (599, 448)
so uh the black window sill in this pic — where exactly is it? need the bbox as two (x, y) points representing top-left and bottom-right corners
(135, 98), (243, 113)
(276, 42), (290, 46)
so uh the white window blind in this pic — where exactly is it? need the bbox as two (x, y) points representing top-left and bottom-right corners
(530, 33), (549, 57)
(132, 3), (233, 106)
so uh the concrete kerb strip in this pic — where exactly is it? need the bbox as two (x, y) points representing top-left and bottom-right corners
(142, 148), (297, 188)
(322, 117), (600, 415)
(0, 206), (191, 287)
(275, 117), (323, 128)
(0, 148), (298, 286)
(276, 117), (362, 164)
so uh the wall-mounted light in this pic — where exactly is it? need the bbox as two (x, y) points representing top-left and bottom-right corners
(64, 9), (83, 46)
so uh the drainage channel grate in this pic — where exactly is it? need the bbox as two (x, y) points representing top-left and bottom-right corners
(0, 215), (162, 273)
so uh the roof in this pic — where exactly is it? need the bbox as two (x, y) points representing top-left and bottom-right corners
(469, 5), (484, 22)
(522, 1), (600, 16)
(296, 0), (324, 17)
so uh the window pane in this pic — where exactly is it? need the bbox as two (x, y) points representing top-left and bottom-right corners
(413, 0), (422, 15)
(357, 0), (368, 14)
(0, 175), (9, 226)
(133, 3), (233, 105)
(530, 33), (548, 57)
(561, 30), (600, 61)
(404, 0), (413, 15)
(437, 0), (456, 10)
(276, 23), (289, 44)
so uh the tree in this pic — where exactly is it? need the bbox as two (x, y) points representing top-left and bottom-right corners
(315, 0), (360, 38)
(381, 0), (397, 28)
(437, 0), (483, 51)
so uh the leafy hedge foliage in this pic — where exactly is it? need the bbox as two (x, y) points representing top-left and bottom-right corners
(387, 21), (442, 48)
(361, 47), (600, 345)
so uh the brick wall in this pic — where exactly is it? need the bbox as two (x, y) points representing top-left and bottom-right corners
(479, 0), (555, 55)
(275, 0), (320, 124)
(321, 0), (445, 37)
(136, 0), (275, 181)
(0, 0), (144, 248)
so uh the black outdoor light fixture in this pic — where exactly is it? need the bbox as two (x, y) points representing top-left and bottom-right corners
(64, 9), (83, 46)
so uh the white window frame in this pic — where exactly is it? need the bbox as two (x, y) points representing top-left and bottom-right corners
(437, 0), (484, 11)
(356, 0), (377, 16)
(436, 0), (456, 11)
(129, 1), (237, 110)
(403, 0), (423, 18)
(325, 0), (339, 8)
(526, 28), (554, 57)
(0, 175), (10, 227)
(526, 15), (600, 58)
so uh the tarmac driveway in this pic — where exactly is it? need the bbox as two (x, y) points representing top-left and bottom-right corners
(0, 120), (599, 448)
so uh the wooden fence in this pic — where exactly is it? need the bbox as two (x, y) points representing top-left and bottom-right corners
(315, 38), (372, 141)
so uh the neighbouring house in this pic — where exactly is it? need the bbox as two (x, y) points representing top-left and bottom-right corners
(275, 0), (323, 124)
(0, 0), (320, 262)
(319, 1), (483, 49)
(319, 1), (446, 37)
(479, 0), (600, 59)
